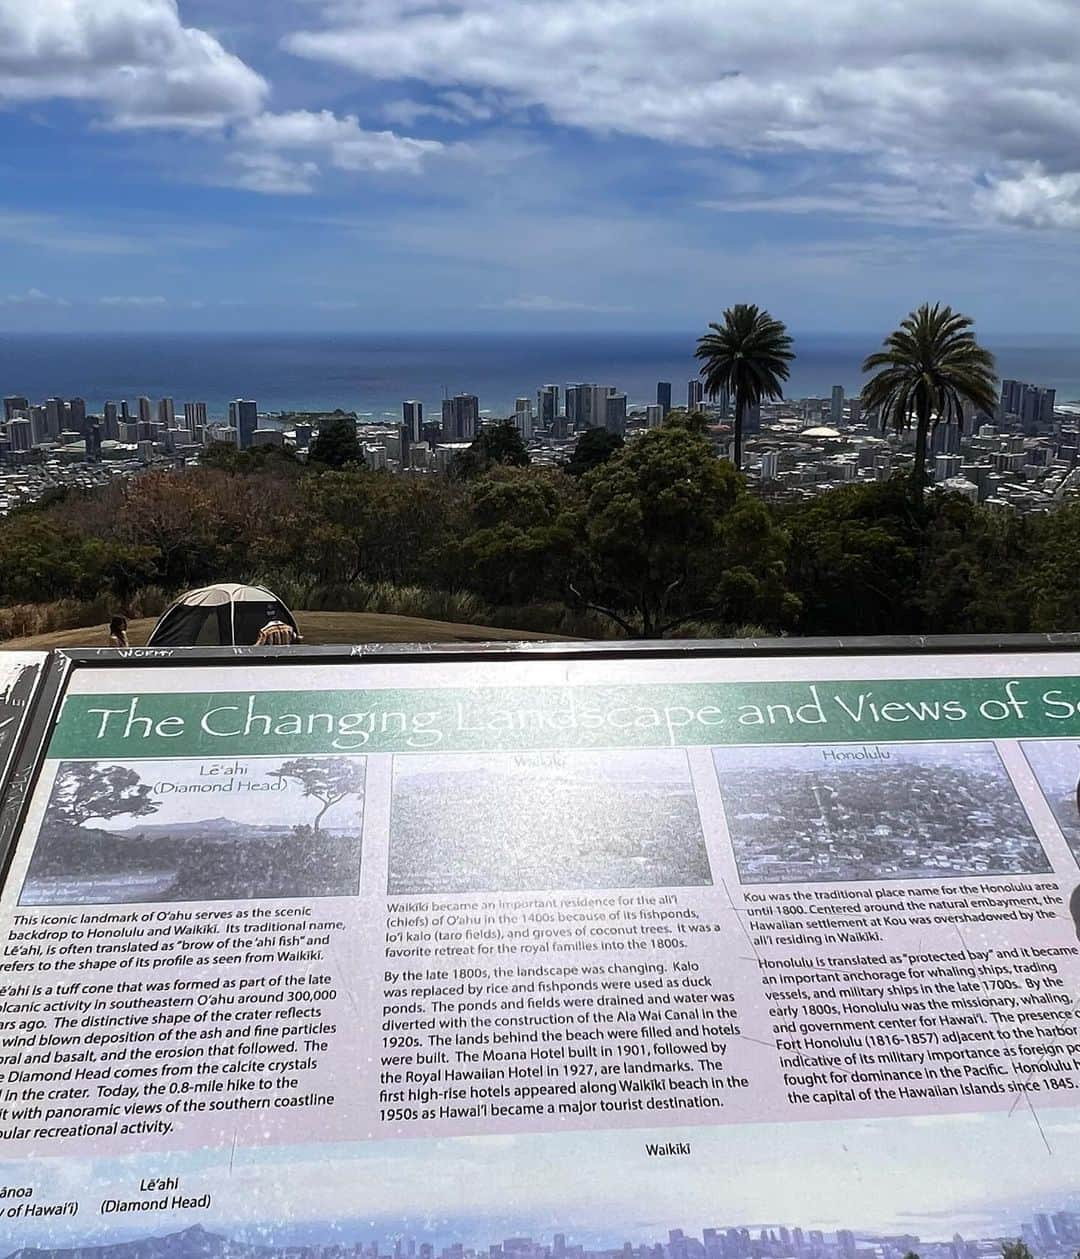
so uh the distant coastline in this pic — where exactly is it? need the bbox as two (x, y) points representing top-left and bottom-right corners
(2, 331), (1079, 419)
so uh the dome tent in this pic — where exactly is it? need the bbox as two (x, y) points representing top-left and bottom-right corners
(147, 584), (299, 648)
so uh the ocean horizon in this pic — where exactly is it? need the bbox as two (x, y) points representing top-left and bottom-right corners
(3, 331), (1080, 421)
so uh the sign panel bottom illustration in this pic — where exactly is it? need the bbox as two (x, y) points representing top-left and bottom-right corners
(1, 647), (1079, 1258)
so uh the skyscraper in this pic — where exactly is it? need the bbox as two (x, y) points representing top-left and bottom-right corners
(688, 379), (704, 410)
(537, 385), (559, 431)
(604, 392), (627, 436)
(138, 396), (152, 425)
(229, 399), (258, 449)
(3, 395), (28, 421)
(514, 397), (534, 441)
(183, 401), (208, 431)
(656, 381), (672, 417)
(158, 397), (175, 426)
(830, 385), (844, 426)
(67, 397), (87, 434)
(45, 397), (66, 438)
(646, 404), (663, 428)
(741, 400), (761, 435)
(403, 400), (423, 445)
(6, 417), (31, 452)
(566, 384), (598, 430)
(103, 402), (119, 441)
(441, 394), (479, 442)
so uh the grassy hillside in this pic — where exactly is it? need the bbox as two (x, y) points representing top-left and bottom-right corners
(0, 610), (569, 651)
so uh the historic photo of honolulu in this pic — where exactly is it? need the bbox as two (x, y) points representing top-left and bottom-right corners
(713, 741), (1050, 884)
(388, 748), (712, 894)
(1019, 740), (1080, 866)
(19, 756), (365, 905)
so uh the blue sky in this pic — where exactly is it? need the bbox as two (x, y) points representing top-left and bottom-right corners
(4, 1), (1080, 333)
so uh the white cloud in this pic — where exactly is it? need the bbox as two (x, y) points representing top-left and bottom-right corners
(0, 0), (267, 129)
(238, 109), (445, 178)
(494, 294), (636, 314)
(284, 0), (1080, 228)
(98, 294), (167, 306)
(222, 149), (321, 196)
(0, 288), (69, 307)
(974, 166), (1080, 229)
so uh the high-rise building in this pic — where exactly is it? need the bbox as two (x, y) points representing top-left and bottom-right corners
(6, 417), (31, 452)
(441, 394), (479, 442)
(566, 384), (598, 430)
(646, 404), (663, 428)
(29, 406), (48, 445)
(760, 450), (779, 480)
(830, 385), (845, 426)
(229, 399), (258, 449)
(931, 422), (961, 455)
(158, 397), (175, 426)
(120, 399), (131, 422)
(741, 400), (761, 435)
(137, 396), (152, 424)
(3, 395), (28, 421)
(514, 397), (534, 441)
(537, 385), (559, 431)
(183, 401), (208, 430)
(45, 397), (66, 438)
(847, 398), (862, 427)
(87, 423), (103, 463)
(103, 401), (119, 441)
(836, 1232), (856, 1259)
(688, 379), (704, 410)
(403, 400), (424, 444)
(656, 381), (672, 417)
(67, 397), (87, 433)
(604, 392), (627, 436)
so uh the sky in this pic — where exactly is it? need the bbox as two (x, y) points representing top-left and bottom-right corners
(5, 2), (1080, 333)
(6, 1110), (1080, 1248)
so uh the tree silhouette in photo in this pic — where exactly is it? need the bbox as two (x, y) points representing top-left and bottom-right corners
(270, 758), (365, 831)
(47, 762), (159, 828)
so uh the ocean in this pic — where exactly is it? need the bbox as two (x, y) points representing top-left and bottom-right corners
(2, 331), (1080, 421)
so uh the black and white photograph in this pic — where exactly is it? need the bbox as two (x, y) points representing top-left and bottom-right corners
(713, 741), (1049, 884)
(20, 755), (365, 905)
(1020, 740), (1080, 867)
(388, 748), (711, 894)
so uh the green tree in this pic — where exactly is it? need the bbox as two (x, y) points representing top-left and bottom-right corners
(450, 420), (530, 479)
(566, 426), (624, 477)
(862, 302), (997, 497)
(573, 420), (797, 637)
(308, 416), (364, 469)
(200, 441), (301, 475)
(454, 467), (580, 605)
(783, 478), (924, 636)
(695, 304), (795, 470)
(270, 758), (366, 831)
(47, 763), (159, 828)
(1024, 501), (1080, 631)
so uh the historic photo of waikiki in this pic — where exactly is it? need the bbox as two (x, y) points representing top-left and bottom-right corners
(19, 755), (365, 905)
(713, 741), (1050, 884)
(387, 748), (711, 895)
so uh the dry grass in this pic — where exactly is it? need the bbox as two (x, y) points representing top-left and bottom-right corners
(0, 610), (571, 652)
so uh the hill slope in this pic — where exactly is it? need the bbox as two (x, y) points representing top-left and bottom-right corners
(1, 610), (568, 651)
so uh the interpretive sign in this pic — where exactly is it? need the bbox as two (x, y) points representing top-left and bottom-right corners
(2, 644), (1080, 1258)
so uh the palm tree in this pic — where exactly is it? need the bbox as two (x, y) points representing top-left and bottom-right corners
(695, 305), (795, 470)
(862, 303), (997, 496)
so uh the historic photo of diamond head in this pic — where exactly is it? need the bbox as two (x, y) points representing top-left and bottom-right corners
(714, 741), (1050, 884)
(389, 748), (712, 894)
(19, 756), (365, 906)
